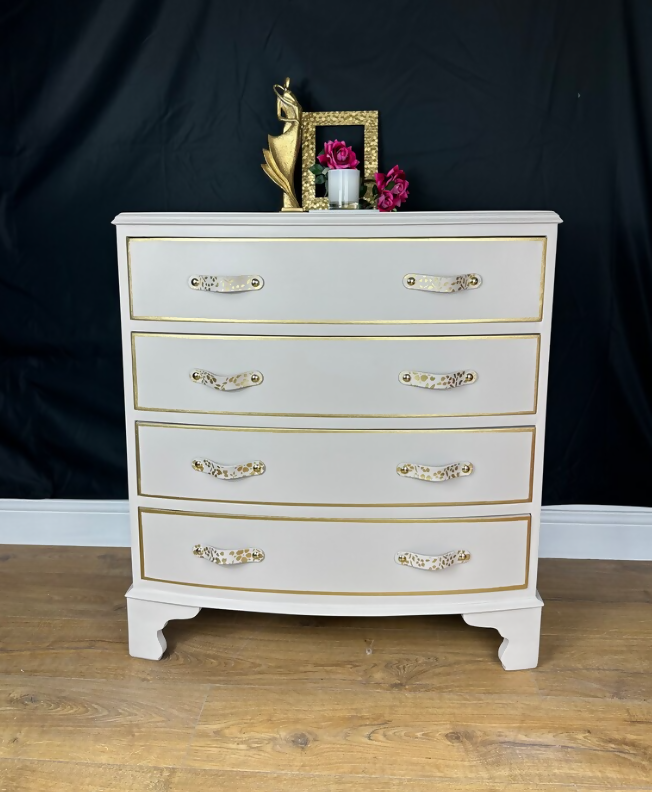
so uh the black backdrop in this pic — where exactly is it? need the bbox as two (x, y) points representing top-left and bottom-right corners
(1, 0), (652, 504)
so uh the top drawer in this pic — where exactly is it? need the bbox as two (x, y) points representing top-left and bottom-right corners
(127, 237), (547, 324)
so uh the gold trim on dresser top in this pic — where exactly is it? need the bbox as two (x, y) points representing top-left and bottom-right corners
(135, 423), (536, 508)
(138, 508), (531, 596)
(127, 236), (547, 323)
(131, 333), (541, 418)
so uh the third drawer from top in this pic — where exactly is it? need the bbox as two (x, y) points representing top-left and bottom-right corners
(136, 422), (535, 508)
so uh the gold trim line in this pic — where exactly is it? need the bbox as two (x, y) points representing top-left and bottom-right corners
(131, 332), (541, 419)
(134, 423), (536, 508)
(126, 236), (547, 324)
(137, 508), (531, 596)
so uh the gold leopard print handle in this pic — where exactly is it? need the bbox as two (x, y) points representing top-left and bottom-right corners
(191, 458), (266, 479)
(396, 549), (471, 570)
(403, 273), (482, 292)
(188, 275), (264, 293)
(399, 370), (477, 389)
(193, 544), (265, 564)
(396, 461), (473, 481)
(190, 368), (263, 391)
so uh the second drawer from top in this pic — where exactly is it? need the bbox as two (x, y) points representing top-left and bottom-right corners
(132, 333), (540, 418)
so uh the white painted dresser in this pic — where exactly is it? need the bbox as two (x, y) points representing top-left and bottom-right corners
(114, 211), (561, 670)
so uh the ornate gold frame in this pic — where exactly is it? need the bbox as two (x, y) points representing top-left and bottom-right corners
(300, 111), (379, 210)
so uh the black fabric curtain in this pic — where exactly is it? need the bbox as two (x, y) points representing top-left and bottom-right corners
(1, 0), (651, 504)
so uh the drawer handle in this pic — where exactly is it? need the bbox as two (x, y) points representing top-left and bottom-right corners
(396, 549), (471, 570)
(403, 273), (482, 292)
(190, 368), (264, 391)
(396, 461), (473, 480)
(399, 370), (477, 389)
(193, 544), (265, 564)
(188, 275), (264, 293)
(191, 458), (266, 479)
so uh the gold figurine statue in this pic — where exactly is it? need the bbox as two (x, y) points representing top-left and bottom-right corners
(262, 77), (304, 211)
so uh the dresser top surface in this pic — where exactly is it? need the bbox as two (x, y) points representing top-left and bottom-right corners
(113, 210), (562, 227)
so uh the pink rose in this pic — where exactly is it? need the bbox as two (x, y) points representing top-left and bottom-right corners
(374, 172), (387, 191)
(377, 189), (397, 212)
(386, 165), (406, 183)
(385, 164), (409, 207)
(317, 139), (360, 170)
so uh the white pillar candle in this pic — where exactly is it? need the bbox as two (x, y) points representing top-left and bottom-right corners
(327, 169), (360, 210)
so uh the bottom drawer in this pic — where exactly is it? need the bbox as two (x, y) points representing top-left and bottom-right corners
(139, 508), (531, 596)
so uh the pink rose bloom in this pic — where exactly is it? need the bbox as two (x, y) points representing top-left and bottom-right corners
(386, 165), (406, 183)
(317, 140), (359, 170)
(386, 164), (409, 207)
(374, 171), (387, 191)
(377, 189), (397, 212)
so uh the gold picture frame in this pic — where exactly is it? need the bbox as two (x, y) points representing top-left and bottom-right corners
(301, 111), (379, 210)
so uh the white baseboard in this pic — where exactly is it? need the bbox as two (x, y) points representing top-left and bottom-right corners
(0, 500), (131, 547)
(0, 500), (651, 560)
(538, 504), (652, 560)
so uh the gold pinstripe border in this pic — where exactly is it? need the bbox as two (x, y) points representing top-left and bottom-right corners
(131, 332), (541, 419)
(126, 236), (547, 324)
(135, 422), (536, 508)
(137, 508), (531, 596)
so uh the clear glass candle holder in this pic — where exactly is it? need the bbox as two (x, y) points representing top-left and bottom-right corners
(326, 169), (360, 210)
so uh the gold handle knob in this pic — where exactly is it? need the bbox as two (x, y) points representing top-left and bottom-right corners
(252, 462), (263, 474)
(251, 549), (264, 560)
(398, 464), (410, 475)
(468, 275), (479, 287)
(250, 373), (261, 383)
(465, 372), (475, 382)
(191, 370), (202, 382)
(251, 278), (261, 288)
(461, 463), (473, 474)
(401, 373), (412, 383)
(406, 276), (416, 286)
(459, 551), (471, 562)
(192, 460), (204, 471)
(397, 554), (407, 564)
(190, 277), (200, 288)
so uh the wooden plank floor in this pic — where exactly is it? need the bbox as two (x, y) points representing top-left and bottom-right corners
(0, 547), (650, 791)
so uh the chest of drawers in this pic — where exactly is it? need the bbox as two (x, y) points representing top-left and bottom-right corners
(114, 210), (561, 670)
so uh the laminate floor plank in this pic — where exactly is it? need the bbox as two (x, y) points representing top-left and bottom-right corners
(0, 546), (131, 578)
(0, 758), (169, 792)
(0, 572), (128, 620)
(186, 686), (652, 784)
(0, 674), (210, 767)
(538, 558), (652, 603)
(2, 605), (652, 700)
(5, 759), (649, 792)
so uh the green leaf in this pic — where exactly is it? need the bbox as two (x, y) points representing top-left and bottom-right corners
(315, 174), (326, 185)
(309, 163), (324, 175)
(386, 180), (395, 190)
(359, 183), (367, 197)
(372, 185), (378, 196)
(317, 148), (325, 158)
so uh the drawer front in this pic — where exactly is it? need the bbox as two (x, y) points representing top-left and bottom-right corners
(136, 423), (535, 507)
(139, 508), (531, 596)
(127, 237), (546, 324)
(133, 333), (539, 418)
